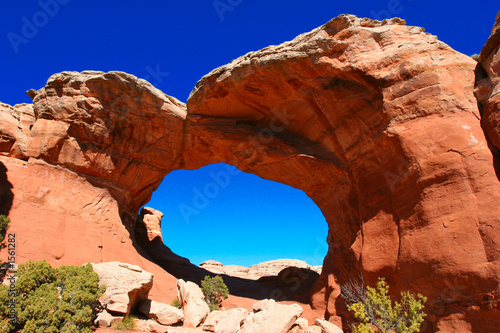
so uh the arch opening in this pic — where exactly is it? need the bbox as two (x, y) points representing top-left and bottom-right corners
(143, 162), (328, 270)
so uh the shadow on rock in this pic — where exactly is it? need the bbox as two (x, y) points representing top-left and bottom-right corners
(0, 162), (13, 216)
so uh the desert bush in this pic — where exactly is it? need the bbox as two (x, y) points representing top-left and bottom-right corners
(0, 285), (14, 333)
(114, 316), (136, 330)
(11, 260), (104, 333)
(201, 275), (229, 311)
(341, 276), (427, 333)
(170, 297), (181, 309)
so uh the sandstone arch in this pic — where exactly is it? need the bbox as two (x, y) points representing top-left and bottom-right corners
(1, 15), (499, 332)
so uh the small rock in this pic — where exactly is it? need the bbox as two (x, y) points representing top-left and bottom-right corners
(119, 263), (143, 272)
(94, 310), (123, 327)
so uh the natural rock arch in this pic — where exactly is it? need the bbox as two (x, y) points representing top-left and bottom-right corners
(1, 15), (499, 332)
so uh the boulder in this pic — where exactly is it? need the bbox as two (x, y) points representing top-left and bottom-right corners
(240, 299), (303, 333)
(202, 310), (227, 332)
(94, 310), (123, 327)
(315, 319), (343, 333)
(202, 308), (247, 333)
(177, 279), (210, 328)
(138, 299), (184, 326)
(215, 308), (247, 333)
(92, 262), (153, 316)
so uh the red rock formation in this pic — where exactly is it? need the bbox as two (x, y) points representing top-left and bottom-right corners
(0, 14), (499, 333)
(186, 15), (500, 332)
(476, 10), (500, 153)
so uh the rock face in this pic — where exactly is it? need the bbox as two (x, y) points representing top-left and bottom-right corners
(92, 262), (154, 316)
(199, 259), (322, 280)
(240, 299), (303, 333)
(0, 14), (499, 333)
(177, 279), (210, 328)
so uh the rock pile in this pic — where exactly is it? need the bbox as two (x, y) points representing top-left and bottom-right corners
(92, 262), (343, 333)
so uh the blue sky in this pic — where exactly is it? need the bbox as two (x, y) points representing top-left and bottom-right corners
(1, 1), (497, 267)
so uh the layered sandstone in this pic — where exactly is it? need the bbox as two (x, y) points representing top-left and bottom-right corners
(0, 14), (499, 333)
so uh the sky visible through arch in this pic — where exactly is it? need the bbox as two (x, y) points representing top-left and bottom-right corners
(1, 1), (497, 266)
(147, 163), (329, 267)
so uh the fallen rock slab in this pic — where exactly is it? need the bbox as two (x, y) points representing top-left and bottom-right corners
(139, 299), (184, 326)
(240, 299), (303, 333)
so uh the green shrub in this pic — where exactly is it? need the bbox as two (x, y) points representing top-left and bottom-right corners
(0, 215), (10, 251)
(114, 316), (136, 330)
(0, 285), (15, 333)
(170, 297), (181, 309)
(9, 260), (104, 333)
(341, 277), (427, 333)
(201, 275), (229, 311)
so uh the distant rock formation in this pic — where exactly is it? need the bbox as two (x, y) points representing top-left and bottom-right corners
(1, 13), (500, 332)
(199, 259), (322, 280)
